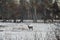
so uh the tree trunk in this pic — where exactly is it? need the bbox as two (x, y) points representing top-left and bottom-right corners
(27, 8), (30, 19)
(33, 6), (37, 23)
(14, 18), (16, 23)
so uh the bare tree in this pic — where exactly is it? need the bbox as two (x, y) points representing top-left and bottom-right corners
(31, 0), (38, 22)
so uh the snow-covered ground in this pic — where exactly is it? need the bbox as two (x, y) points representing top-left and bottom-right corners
(0, 23), (60, 40)
(0, 20), (60, 23)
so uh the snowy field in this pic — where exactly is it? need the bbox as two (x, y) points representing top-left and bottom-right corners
(0, 23), (60, 40)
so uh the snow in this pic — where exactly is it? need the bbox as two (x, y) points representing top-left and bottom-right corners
(0, 23), (59, 40)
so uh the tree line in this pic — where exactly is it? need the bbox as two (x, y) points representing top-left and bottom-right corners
(0, 0), (60, 23)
